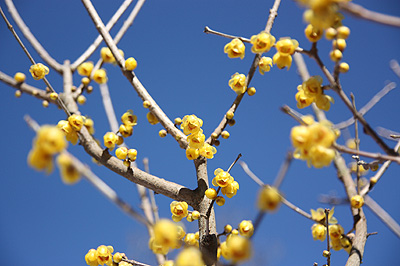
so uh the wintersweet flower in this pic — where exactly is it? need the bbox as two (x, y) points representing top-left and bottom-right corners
(302, 75), (323, 97)
(85, 249), (98, 266)
(184, 233), (199, 247)
(311, 223), (326, 241)
(304, 24), (323, 42)
(228, 72), (247, 95)
(27, 147), (53, 173)
(84, 117), (95, 135)
(258, 56), (273, 74)
(275, 37), (299, 56)
(181, 115), (203, 135)
(101, 47), (124, 64)
(146, 112), (159, 125)
(153, 219), (179, 248)
(226, 235), (252, 262)
(29, 63), (49, 80)
(238, 220), (254, 238)
(315, 94), (334, 111)
(199, 143), (217, 159)
(250, 31), (275, 53)
(329, 224), (344, 239)
(350, 195), (364, 209)
(125, 57), (137, 71)
(257, 185), (282, 211)
(221, 180), (239, 198)
(93, 69), (108, 84)
(295, 89), (314, 109)
(103, 132), (119, 150)
(310, 207), (337, 224)
(224, 38), (246, 59)
(185, 147), (200, 160)
(35, 126), (67, 155)
(14, 72), (26, 83)
(272, 53), (293, 69)
(119, 124), (133, 138)
(170, 201), (189, 222)
(77, 62), (94, 76)
(68, 114), (84, 131)
(56, 153), (81, 185)
(212, 168), (233, 188)
(57, 120), (79, 145)
(96, 245), (114, 266)
(149, 237), (170, 255)
(175, 247), (204, 266)
(187, 131), (205, 149)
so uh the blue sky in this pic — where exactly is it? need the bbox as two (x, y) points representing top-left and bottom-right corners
(0, 0), (399, 265)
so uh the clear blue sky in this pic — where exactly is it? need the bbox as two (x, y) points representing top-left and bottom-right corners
(0, 0), (399, 265)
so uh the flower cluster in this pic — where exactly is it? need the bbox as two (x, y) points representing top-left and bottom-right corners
(119, 110), (137, 138)
(85, 245), (126, 266)
(296, 75), (334, 111)
(115, 147), (138, 167)
(57, 114), (88, 145)
(56, 153), (81, 185)
(181, 114), (217, 160)
(298, 0), (347, 30)
(28, 125), (67, 174)
(273, 37), (299, 70)
(224, 38), (246, 59)
(206, 168), (239, 203)
(291, 118), (338, 168)
(219, 234), (252, 263)
(149, 219), (186, 255)
(29, 63), (49, 80)
(257, 185), (282, 212)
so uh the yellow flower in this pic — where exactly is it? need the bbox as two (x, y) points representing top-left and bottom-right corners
(125, 57), (137, 71)
(96, 245), (114, 266)
(175, 247), (204, 266)
(184, 233), (199, 247)
(146, 112), (159, 125)
(228, 72), (247, 95)
(115, 147), (128, 160)
(205, 188), (218, 200)
(68, 114), (84, 131)
(149, 236), (170, 255)
(119, 124), (133, 138)
(250, 31), (275, 53)
(27, 147), (53, 173)
(29, 63), (49, 80)
(103, 132), (118, 150)
(57, 120), (79, 145)
(199, 143), (217, 159)
(311, 223), (326, 241)
(77, 62), (94, 76)
(329, 224), (344, 239)
(101, 47), (124, 63)
(84, 117), (95, 135)
(187, 131), (205, 149)
(273, 53), (293, 70)
(226, 235), (252, 262)
(258, 56), (273, 74)
(170, 201), (189, 222)
(120, 110), (137, 127)
(350, 195), (364, 209)
(295, 89), (313, 109)
(93, 69), (108, 84)
(14, 72), (26, 83)
(153, 219), (179, 248)
(185, 147), (200, 160)
(224, 38), (245, 59)
(308, 145), (335, 168)
(181, 114), (203, 135)
(56, 153), (81, 185)
(221, 180), (239, 198)
(212, 168), (233, 188)
(302, 76), (323, 98)
(34, 126), (67, 155)
(310, 207), (337, 224)
(85, 249), (98, 266)
(275, 37), (299, 56)
(315, 94), (334, 111)
(257, 185), (282, 211)
(304, 24), (323, 42)
(238, 220), (254, 238)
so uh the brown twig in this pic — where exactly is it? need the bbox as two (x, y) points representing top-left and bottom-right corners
(339, 2), (400, 28)
(334, 143), (400, 164)
(204, 26), (251, 43)
(325, 209), (331, 266)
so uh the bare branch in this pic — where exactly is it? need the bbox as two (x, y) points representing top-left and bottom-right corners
(334, 143), (400, 164)
(5, 0), (63, 72)
(71, 0), (135, 70)
(390, 60), (400, 78)
(339, 2), (400, 28)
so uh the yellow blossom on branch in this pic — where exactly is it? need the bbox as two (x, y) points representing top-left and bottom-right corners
(29, 63), (49, 80)
(250, 31), (275, 53)
(224, 38), (246, 59)
(228, 72), (247, 95)
(170, 201), (189, 222)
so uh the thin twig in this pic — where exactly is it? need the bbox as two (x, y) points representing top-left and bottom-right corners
(351, 94), (361, 194)
(281, 197), (313, 221)
(335, 82), (396, 129)
(339, 2), (400, 28)
(5, 0), (63, 72)
(390, 60), (400, 78)
(334, 143), (400, 164)
(143, 158), (160, 222)
(238, 161), (265, 187)
(121, 257), (152, 266)
(71, 0), (135, 70)
(280, 105), (307, 125)
(325, 209), (331, 266)
(204, 26), (251, 43)
(273, 152), (293, 188)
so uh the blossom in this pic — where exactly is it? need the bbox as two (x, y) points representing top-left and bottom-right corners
(350, 195), (364, 209)
(181, 115), (203, 135)
(153, 219), (179, 248)
(125, 57), (137, 71)
(103, 132), (118, 150)
(224, 38), (245, 59)
(187, 131), (205, 149)
(205, 188), (217, 200)
(27, 147), (53, 173)
(258, 56), (273, 74)
(146, 112), (159, 125)
(101, 47), (124, 64)
(212, 168), (233, 188)
(228, 73), (247, 94)
(304, 24), (323, 42)
(175, 248), (204, 266)
(96, 245), (114, 266)
(170, 201), (189, 222)
(93, 69), (108, 84)
(221, 180), (239, 198)
(34, 126), (67, 155)
(225, 235), (252, 262)
(250, 31), (275, 53)
(238, 220), (254, 238)
(56, 153), (81, 184)
(273, 53), (293, 69)
(257, 185), (282, 211)
(14, 72), (26, 83)
(68, 114), (84, 131)
(57, 120), (79, 145)
(29, 63), (49, 80)
(185, 147), (200, 160)
(275, 37), (299, 56)
(311, 223), (326, 241)
(199, 143), (217, 159)
(77, 62), (94, 76)
(329, 224), (344, 239)
(302, 75), (323, 97)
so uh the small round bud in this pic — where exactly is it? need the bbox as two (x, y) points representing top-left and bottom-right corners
(15, 90), (22, 98)
(214, 140), (220, 146)
(194, 231), (200, 240)
(231, 229), (239, 235)
(224, 224), (232, 233)
(159, 129), (167, 138)
(205, 188), (217, 200)
(49, 92), (58, 100)
(113, 253), (124, 263)
(323, 250), (330, 257)
(81, 77), (90, 86)
(115, 147), (128, 160)
(42, 100), (49, 108)
(350, 195), (364, 209)
(186, 213), (194, 222)
(125, 57), (137, 71)
(339, 62), (349, 73)
(86, 86), (94, 94)
(221, 131), (230, 139)
(174, 117), (182, 125)
(215, 196), (225, 206)
(192, 211), (200, 220)
(333, 38), (346, 51)
(325, 27), (337, 40)
(116, 136), (124, 145)
(330, 49), (343, 62)
(14, 72), (26, 83)
(71, 86), (77, 92)
(128, 149), (137, 160)
(123, 159), (131, 167)
(337, 26), (350, 39)
(247, 87), (256, 96)
(32, 90), (39, 96)
(143, 100), (151, 108)
(77, 95), (86, 105)
(211, 133), (218, 139)
(226, 111), (234, 120)
(228, 119), (236, 126)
